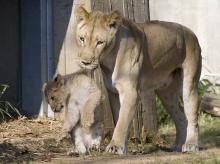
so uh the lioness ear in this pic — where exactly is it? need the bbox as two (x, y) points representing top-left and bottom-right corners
(106, 11), (122, 29)
(75, 6), (89, 23)
(54, 74), (61, 82)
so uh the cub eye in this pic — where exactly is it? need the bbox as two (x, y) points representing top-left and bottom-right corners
(97, 41), (104, 46)
(79, 37), (85, 42)
(51, 96), (55, 101)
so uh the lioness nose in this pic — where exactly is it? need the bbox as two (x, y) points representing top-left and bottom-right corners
(81, 60), (92, 66)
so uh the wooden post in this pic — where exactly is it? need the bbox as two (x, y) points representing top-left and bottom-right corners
(141, 91), (158, 142)
(132, 100), (143, 139)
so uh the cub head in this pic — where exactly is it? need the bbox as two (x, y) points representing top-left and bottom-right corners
(75, 6), (122, 69)
(43, 74), (66, 112)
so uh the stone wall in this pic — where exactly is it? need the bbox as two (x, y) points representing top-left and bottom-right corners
(150, 0), (220, 83)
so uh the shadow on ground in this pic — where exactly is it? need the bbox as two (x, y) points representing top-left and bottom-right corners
(0, 142), (39, 163)
(200, 124), (220, 148)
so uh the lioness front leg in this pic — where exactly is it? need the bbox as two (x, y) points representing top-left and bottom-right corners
(106, 84), (138, 154)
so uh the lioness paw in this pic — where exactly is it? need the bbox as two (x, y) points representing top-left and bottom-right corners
(105, 141), (126, 155)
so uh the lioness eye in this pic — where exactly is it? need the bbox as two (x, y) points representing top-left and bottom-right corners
(79, 37), (85, 42)
(51, 96), (55, 101)
(97, 41), (104, 46)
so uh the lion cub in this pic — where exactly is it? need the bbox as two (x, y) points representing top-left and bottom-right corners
(44, 71), (104, 154)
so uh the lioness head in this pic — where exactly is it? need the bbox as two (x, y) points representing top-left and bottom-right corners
(75, 6), (122, 69)
(43, 74), (66, 112)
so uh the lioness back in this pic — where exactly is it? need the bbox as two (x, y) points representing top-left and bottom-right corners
(136, 20), (201, 90)
(140, 20), (200, 66)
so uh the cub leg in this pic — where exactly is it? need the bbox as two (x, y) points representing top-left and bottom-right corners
(81, 89), (102, 129)
(58, 104), (80, 143)
(68, 127), (87, 155)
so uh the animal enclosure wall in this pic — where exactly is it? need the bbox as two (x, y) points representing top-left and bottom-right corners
(150, 0), (220, 85)
(0, 0), (20, 106)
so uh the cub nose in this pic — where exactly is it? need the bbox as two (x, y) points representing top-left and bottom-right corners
(81, 60), (92, 66)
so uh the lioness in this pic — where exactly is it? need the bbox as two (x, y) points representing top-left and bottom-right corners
(75, 7), (202, 154)
(43, 71), (104, 154)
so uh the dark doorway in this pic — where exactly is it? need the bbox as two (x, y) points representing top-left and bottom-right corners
(0, 0), (21, 106)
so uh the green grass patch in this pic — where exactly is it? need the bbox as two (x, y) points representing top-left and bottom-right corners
(199, 113), (220, 148)
(0, 84), (21, 121)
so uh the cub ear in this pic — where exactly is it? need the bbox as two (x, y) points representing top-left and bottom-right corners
(54, 74), (64, 86)
(75, 6), (89, 23)
(106, 10), (122, 29)
(54, 74), (61, 82)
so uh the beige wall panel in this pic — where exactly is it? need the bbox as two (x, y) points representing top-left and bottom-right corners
(150, 0), (220, 83)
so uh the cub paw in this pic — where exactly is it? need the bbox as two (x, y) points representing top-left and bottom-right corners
(88, 140), (102, 153)
(67, 146), (87, 156)
(81, 113), (94, 129)
(182, 144), (199, 152)
(105, 140), (126, 155)
(67, 149), (79, 156)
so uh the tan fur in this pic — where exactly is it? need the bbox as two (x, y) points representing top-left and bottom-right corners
(44, 70), (104, 154)
(75, 7), (202, 154)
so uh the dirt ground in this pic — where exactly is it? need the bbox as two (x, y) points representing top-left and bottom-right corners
(0, 116), (220, 164)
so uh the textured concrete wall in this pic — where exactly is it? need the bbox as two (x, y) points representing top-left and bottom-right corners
(150, 0), (220, 82)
